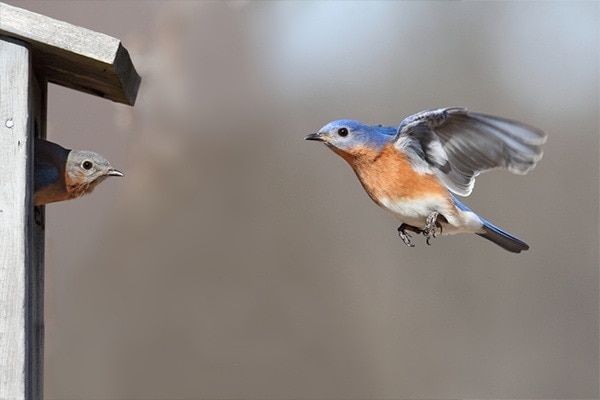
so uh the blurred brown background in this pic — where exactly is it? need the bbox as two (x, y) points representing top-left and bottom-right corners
(4, 1), (598, 398)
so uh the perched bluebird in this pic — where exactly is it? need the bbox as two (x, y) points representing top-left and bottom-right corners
(305, 108), (547, 253)
(34, 138), (123, 205)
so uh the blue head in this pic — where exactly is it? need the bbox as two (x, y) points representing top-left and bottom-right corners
(305, 120), (396, 157)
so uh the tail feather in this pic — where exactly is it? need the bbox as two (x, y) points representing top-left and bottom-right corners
(452, 195), (529, 253)
(476, 219), (529, 253)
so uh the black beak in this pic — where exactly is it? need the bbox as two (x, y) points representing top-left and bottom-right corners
(305, 132), (324, 141)
(107, 168), (124, 177)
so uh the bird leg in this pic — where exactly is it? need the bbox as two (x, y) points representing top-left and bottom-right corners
(423, 211), (441, 245)
(398, 223), (422, 247)
(399, 214), (444, 247)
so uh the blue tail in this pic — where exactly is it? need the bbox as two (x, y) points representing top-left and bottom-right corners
(452, 196), (529, 253)
(477, 219), (529, 253)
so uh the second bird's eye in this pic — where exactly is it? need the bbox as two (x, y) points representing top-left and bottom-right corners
(82, 161), (93, 170)
(337, 127), (348, 137)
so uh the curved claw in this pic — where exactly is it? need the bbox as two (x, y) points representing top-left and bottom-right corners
(397, 224), (415, 247)
(423, 211), (440, 246)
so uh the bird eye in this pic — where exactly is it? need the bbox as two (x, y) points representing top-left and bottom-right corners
(82, 161), (93, 170)
(337, 127), (348, 137)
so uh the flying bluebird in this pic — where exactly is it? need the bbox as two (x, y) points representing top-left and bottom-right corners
(34, 138), (123, 205)
(305, 107), (547, 253)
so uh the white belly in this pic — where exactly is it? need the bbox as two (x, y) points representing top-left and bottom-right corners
(379, 196), (484, 235)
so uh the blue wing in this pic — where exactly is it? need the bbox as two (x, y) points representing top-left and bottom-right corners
(34, 162), (59, 191)
(34, 138), (70, 191)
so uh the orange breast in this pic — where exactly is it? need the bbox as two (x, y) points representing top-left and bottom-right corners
(342, 144), (448, 205)
(65, 173), (92, 199)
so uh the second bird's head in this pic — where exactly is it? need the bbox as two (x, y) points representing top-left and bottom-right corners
(65, 150), (123, 196)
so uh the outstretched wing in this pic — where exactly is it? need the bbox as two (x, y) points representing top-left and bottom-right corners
(393, 107), (547, 196)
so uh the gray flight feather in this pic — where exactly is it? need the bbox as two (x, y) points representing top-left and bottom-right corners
(394, 108), (547, 196)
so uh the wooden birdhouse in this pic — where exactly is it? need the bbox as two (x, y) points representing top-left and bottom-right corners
(0, 3), (140, 399)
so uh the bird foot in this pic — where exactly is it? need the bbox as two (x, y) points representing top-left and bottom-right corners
(397, 224), (415, 247)
(423, 211), (441, 245)
(398, 214), (443, 248)
(34, 206), (44, 227)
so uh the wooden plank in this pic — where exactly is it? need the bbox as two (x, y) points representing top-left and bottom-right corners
(0, 2), (140, 105)
(0, 37), (43, 400)
(28, 69), (47, 400)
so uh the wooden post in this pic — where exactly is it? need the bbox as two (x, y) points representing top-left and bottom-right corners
(0, 36), (39, 400)
(0, 3), (140, 399)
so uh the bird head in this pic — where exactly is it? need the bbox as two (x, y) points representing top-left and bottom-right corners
(65, 150), (123, 198)
(305, 120), (395, 161)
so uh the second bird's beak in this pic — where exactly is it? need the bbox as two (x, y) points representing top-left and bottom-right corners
(107, 169), (124, 177)
(305, 132), (325, 142)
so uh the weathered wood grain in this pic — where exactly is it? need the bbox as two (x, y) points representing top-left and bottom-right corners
(0, 37), (37, 400)
(0, 2), (141, 105)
